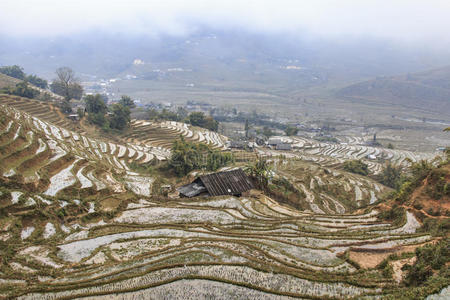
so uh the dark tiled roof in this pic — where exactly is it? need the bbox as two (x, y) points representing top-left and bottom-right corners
(177, 168), (254, 198)
(199, 168), (254, 196)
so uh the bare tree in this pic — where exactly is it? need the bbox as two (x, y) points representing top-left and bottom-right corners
(51, 67), (83, 101)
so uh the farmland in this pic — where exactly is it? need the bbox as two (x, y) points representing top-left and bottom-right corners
(0, 93), (447, 299)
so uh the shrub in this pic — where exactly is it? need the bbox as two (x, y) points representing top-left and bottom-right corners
(188, 112), (219, 132)
(58, 100), (72, 114)
(0, 65), (25, 79)
(109, 103), (130, 130)
(419, 218), (450, 236)
(343, 160), (369, 176)
(0, 82), (39, 99)
(405, 239), (449, 286)
(26, 74), (48, 89)
(377, 163), (405, 189)
(169, 137), (233, 176)
(378, 206), (405, 226)
(284, 126), (298, 136)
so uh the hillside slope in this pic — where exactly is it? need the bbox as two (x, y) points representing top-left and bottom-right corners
(0, 73), (21, 89)
(337, 66), (450, 115)
(0, 95), (447, 299)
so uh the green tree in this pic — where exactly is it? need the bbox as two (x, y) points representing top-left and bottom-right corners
(284, 125), (298, 136)
(378, 163), (404, 189)
(77, 107), (85, 119)
(1, 82), (38, 99)
(176, 107), (188, 120)
(204, 116), (219, 132)
(0, 65), (25, 80)
(405, 239), (449, 286)
(247, 158), (272, 190)
(85, 94), (107, 127)
(119, 95), (135, 108)
(160, 109), (180, 121)
(411, 160), (433, 182)
(51, 80), (83, 100)
(188, 112), (219, 132)
(26, 74), (48, 89)
(85, 94), (107, 114)
(50, 67), (83, 100)
(147, 108), (160, 120)
(109, 103), (130, 130)
(169, 137), (233, 176)
(189, 112), (206, 126)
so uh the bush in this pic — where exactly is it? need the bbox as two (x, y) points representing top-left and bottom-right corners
(377, 163), (405, 189)
(378, 206), (405, 226)
(343, 160), (369, 176)
(188, 112), (219, 132)
(411, 160), (433, 182)
(284, 126), (298, 136)
(419, 218), (450, 236)
(85, 94), (107, 115)
(405, 239), (449, 286)
(169, 137), (233, 176)
(26, 74), (48, 89)
(0, 65), (25, 79)
(77, 107), (85, 118)
(88, 112), (108, 127)
(109, 103), (130, 130)
(0, 82), (39, 99)
(58, 100), (72, 114)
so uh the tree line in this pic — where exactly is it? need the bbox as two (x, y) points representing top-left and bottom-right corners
(0, 65), (48, 88)
(148, 108), (219, 132)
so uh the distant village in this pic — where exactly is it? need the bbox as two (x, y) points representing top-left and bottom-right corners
(76, 74), (387, 161)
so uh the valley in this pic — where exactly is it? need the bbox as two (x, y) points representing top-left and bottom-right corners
(0, 92), (447, 299)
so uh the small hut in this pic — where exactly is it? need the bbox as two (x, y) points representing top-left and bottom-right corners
(177, 168), (254, 198)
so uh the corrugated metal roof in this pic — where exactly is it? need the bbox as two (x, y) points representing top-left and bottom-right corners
(268, 138), (282, 145)
(199, 168), (254, 196)
(177, 182), (207, 197)
(276, 143), (292, 150)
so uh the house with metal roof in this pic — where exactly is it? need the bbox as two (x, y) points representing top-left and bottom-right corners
(276, 143), (292, 151)
(267, 138), (282, 146)
(177, 168), (254, 198)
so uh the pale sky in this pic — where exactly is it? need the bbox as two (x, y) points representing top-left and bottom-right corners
(1, 0), (450, 45)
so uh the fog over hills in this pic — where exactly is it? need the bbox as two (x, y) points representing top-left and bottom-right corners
(337, 66), (450, 115)
(0, 2), (449, 299)
(1, 29), (450, 86)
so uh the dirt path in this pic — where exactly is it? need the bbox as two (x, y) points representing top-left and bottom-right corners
(392, 256), (416, 283)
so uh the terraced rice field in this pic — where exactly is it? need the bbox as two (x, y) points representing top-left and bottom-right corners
(0, 95), (81, 133)
(0, 103), (160, 197)
(273, 160), (388, 213)
(0, 95), (441, 299)
(1, 189), (431, 299)
(122, 120), (228, 151)
(257, 136), (439, 175)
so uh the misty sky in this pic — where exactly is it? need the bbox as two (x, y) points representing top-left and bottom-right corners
(1, 0), (450, 46)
